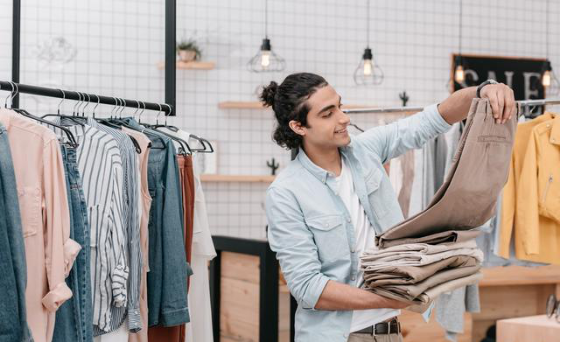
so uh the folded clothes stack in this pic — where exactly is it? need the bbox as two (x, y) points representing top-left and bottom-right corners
(360, 98), (518, 311)
(361, 239), (483, 310)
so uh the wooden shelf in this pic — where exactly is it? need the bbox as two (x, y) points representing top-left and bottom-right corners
(200, 174), (275, 183)
(157, 61), (215, 70)
(479, 265), (560, 287)
(218, 101), (267, 109)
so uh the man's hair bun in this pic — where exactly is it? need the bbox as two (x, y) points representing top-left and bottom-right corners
(260, 81), (278, 107)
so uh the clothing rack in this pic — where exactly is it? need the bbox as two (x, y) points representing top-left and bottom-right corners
(0, 81), (172, 114)
(343, 99), (561, 114)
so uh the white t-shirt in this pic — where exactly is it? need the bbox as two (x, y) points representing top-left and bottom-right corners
(334, 160), (400, 332)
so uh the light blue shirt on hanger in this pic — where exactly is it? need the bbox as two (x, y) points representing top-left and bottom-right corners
(265, 103), (452, 342)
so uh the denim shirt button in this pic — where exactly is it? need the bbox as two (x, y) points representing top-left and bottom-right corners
(347, 217), (351, 223)
(351, 276), (356, 281)
(351, 248), (356, 253)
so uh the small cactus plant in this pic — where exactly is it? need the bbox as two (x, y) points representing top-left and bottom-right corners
(267, 158), (280, 175)
(399, 91), (409, 107)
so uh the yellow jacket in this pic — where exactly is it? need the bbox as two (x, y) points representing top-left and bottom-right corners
(499, 113), (559, 264)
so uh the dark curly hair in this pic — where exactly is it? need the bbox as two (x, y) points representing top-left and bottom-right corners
(260, 73), (328, 149)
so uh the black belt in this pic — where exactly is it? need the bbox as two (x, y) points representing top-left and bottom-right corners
(354, 317), (401, 335)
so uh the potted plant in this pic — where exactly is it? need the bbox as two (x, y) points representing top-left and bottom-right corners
(176, 39), (201, 62)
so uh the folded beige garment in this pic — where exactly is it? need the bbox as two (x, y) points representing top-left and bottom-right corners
(368, 272), (484, 308)
(376, 229), (482, 249)
(361, 248), (483, 271)
(417, 272), (483, 303)
(380, 264), (481, 299)
(363, 239), (477, 259)
(363, 255), (478, 287)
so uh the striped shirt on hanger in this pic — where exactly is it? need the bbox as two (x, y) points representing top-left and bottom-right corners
(86, 118), (142, 335)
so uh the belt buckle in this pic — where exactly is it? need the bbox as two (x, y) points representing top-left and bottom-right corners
(372, 322), (391, 336)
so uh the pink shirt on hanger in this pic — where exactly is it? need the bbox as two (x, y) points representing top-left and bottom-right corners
(0, 109), (81, 342)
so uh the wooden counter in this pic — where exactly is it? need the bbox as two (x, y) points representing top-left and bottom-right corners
(497, 315), (560, 342)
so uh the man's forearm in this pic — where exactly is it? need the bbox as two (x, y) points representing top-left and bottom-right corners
(437, 86), (477, 125)
(314, 280), (403, 311)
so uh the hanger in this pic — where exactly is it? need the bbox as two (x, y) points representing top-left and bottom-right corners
(96, 97), (121, 129)
(7, 82), (79, 148)
(143, 104), (192, 155)
(97, 98), (141, 154)
(119, 98), (127, 119)
(108, 100), (165, 151)
(41, 89), (86, 126)
(3, 81), (15, 108)
(73, 92), (89, 123)
(150, 103), (179, 131)
(91, 94), (100, 118)
(156, 103), (214, 153)
(189, 133), (214, 153)
(138, 101), (146, 124)
(348, 122), (365, 133)
(80, 93), (91, 117)
(521, 103), (541, 119)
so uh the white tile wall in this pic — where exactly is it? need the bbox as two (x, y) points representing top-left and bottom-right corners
(0, 0), (559, 240)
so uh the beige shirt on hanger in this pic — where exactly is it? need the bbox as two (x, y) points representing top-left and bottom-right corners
(0, 109), (81, 342)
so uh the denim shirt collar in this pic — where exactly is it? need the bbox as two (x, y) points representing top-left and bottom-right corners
(296, 137), (357, 186)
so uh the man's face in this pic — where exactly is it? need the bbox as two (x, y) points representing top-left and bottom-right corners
(292, 85), (351, 150)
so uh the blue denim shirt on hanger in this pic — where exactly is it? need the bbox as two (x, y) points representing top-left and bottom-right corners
(53, 145), (93, 342)
(266, 104), (451, 342)
(0, 123), (34, 342)
(122, 117), (191, 327)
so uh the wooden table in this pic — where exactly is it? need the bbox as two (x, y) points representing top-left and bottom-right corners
(497, 315), (560, 342)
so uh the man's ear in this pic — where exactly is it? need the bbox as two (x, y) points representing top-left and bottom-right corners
(289, 120), (306, 137)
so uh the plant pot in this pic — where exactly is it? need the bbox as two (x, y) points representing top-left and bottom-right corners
(178, 50), (197, 62)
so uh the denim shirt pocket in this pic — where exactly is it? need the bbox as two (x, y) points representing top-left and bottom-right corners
(305, 214), (349, 263)
(364, 168), (389, 219)
(17, 186), (41, 237)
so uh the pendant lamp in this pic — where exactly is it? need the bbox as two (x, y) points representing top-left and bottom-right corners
(248, 0), (285, 72)
(354, 0), (383, 85)
(454, 0), (465, 84)
(541, 1), (559, 94)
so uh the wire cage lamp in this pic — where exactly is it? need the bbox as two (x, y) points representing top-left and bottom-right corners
(354, 0), (384, 86)
(247, 0), (286, 73)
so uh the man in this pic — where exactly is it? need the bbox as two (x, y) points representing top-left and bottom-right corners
(263, 73), (515, 342)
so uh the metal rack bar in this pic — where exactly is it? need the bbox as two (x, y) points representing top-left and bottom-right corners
(0, 81), (171, 114)
(11, 0), (20, 108)
(343, 99), (560, 114)
(165, 0), (176, 116)
(517, 99), (560, 107)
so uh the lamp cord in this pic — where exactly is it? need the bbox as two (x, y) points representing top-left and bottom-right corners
(545, 0), (549, 58)
(366, 0), (370, 47)
(458, 0), (462, 56)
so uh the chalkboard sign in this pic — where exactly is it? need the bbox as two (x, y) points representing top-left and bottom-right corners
(452, 54), (547, 100)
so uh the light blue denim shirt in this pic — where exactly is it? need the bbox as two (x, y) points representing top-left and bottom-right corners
(265, 104), (452, 342)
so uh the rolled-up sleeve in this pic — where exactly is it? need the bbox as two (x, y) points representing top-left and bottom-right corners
(356, 103), (452, 164)
(110, 154), (129, 307)
(266, 186), (330, 310)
